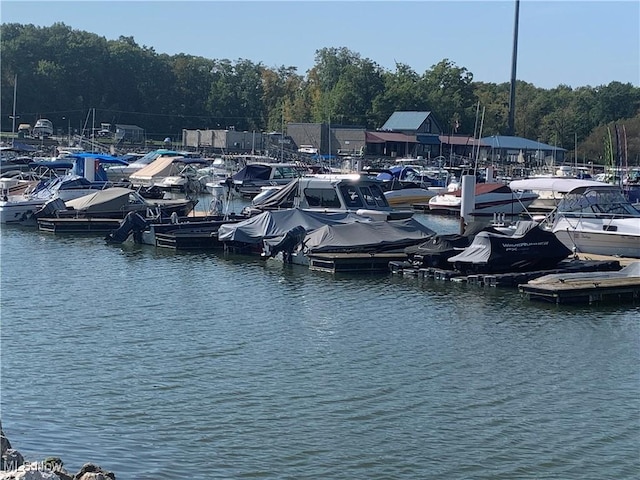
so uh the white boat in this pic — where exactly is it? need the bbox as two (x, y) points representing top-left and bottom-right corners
(0, 153), (128, 224)
(367, 166), (446, 208)
(545, 184), (640, 258)
(32, 119), (54, 138)
(243, 173), (414, 221)
(0, 170), (41, 196)
(206, 162), (307, 198)
(509, 177), (611, 213)
(428, 182), (538, 216)
(129, 156), (209, 195)
(104, 149), (197, 181)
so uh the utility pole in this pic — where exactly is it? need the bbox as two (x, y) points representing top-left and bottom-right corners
(507, 0), (520, 137)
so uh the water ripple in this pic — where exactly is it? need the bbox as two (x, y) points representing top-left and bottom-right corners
(1, 224), (638, 479)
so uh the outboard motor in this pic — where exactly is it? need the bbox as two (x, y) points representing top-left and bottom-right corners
(105, 211), (148, 244)
(262, 225), (307, 262)
(33, 197), (67, 218)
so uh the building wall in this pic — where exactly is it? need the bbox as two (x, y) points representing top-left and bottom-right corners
(182, 129), (266, 152)
(287, 123), (325, 153)
(332, 128), (366, 156)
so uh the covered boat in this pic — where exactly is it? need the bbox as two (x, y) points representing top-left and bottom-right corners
(302, 218), (436, 254)
(35, 187), (197, 219)
(403, 221), (504, 269)
(244, 174), (413, 221)
(447, 221), (572, 273)
(218, 208), (369, 254)
(211, 162), (306, 198)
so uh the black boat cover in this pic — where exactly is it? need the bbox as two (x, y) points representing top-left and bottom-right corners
(447, 221), (572, 273)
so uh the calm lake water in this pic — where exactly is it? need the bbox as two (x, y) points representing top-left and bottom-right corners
(1, 208), (638, 479)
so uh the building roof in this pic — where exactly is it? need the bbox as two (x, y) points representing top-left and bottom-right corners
(438, 134), (486, 147)
(380, 111), (433, 131)
(115, 124), (144, 131)
(366, 131), (416, 143)
(481, 135), (567, 152)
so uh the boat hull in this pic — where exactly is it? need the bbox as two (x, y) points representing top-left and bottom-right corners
(0, 198), (46, 224)
(552, 218), (640, 258)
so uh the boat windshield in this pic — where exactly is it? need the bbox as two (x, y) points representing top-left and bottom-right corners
(558, 187), (640, 216)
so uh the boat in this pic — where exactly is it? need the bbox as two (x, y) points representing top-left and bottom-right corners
(544, 184), (640, 258)
(403, 221), (505, 269)
(218, 208), (371, 255)
(367, 166), (444, 207)
(0, 170), (42, 196)
(428, 182), (538, 216)
(243, 174), (414, 221)
(303, 217), (435, 254)
(103, 209), (245, 248)
(35, 186), (197, 220)
(104, 148), (198, 181)
(0, 153), (129, 224)
(206, 162), (307, 198)
(32, 119), (54, 138)
(128, 156), (210, 196)
(447, 221), (572, 274)
(509, 177), (611, 213)
(263, 217), (437, 270)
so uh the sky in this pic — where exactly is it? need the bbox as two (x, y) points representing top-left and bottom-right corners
(2, 0), (639, 89)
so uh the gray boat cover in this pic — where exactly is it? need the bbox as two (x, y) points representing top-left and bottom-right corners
(303, 218), (436, 254)
(65, 187), (134, 213)
(217, 208), (369, 244)
(64, 187), (193, 214)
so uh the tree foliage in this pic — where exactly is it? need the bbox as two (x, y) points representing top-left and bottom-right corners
(1, 23), (639, 164)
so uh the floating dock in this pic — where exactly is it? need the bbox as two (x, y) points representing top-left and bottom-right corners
(308, 252), (409, 273)
(519, 276), (640, 304)
(390, 257), (640, 305)
(155, 230), (222, 250)
(37, 217), (122, 234)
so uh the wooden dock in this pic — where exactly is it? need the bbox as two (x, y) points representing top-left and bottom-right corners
(519, 275), (640, 304)
(390, 257), (640, 305)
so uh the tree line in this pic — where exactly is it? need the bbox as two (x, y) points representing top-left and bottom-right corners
(1, 22), (639, 165)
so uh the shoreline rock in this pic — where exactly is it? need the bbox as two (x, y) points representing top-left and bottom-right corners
(0, 424), (115, 480)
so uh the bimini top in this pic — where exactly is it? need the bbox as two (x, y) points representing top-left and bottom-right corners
(67, 152), (129, 165)
(509, 177), (609, 194)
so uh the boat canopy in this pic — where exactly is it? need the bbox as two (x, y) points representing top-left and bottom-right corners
(68, 153), (129, 165)
(218, 208), (369, 244)
(556, 185), (640, 216)
(232, 164), (273, 182)
(375, 166), (418, 181)
(509, 177), (609, 194)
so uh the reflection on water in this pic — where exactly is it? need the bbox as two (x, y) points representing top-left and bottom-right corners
(1, 211), (638, 480)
